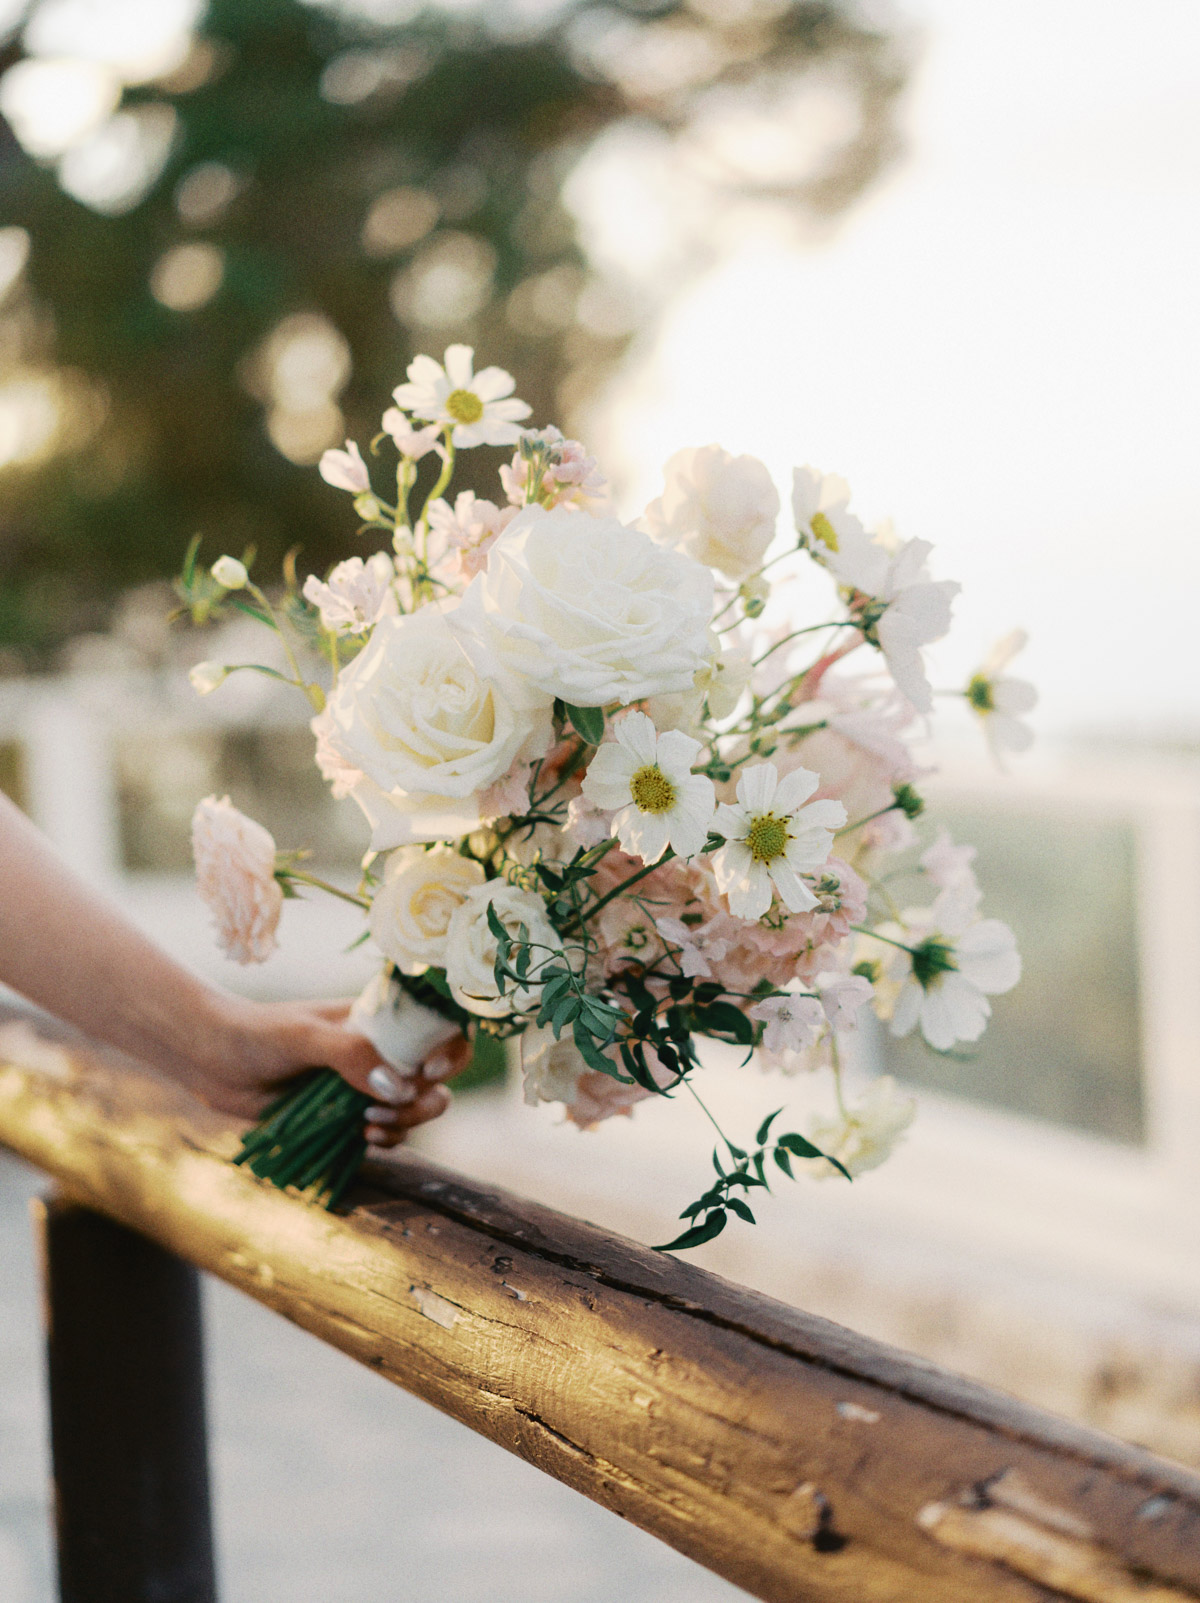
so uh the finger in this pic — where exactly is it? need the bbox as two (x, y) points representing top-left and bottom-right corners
(305, 999), (355, 1023)
(421, 1031), (472, 1083)
(364, 1084), (450, 1147)
(307, 1022), (384, 1093)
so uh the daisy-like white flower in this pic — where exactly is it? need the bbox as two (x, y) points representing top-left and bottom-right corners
(711, 763), (846, 921)
(791, 465), (861, 556)
(750, 991), (824, 1055)
(319, 439), (370, 493)
(809, 1076), (917, 1179)
(390, 344), (531, 449)
(967, 629), (1037, 759)
(581, 711), (715, 864)
(380, 409), (444, 461)
(871, 886), (1021, 1052)
(655, 914), (733, 979)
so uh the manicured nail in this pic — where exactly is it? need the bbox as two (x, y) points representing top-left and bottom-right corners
(419, 1084), (452, 1115)
(365, 1106), (400, 1126)
(367, 1066), (416, 1105)
(421, 1054), (457, 1083)
(366, 1125), (392, 1146)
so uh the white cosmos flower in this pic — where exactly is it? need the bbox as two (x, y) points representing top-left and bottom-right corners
(967, 629), (1037, 759)
(302, 552), (396, 635)
(390, 344), (530, 449)
(809, 1076), (917, 1179)
(581, 711), (715, 863)
(319, 438), (370, 492)
(711, 763), (846, 921)
(873, 885), (1021, 1052)
(791, 465), (861, 555)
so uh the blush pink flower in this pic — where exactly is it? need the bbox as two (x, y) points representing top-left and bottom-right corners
(191, 795), (283, 964)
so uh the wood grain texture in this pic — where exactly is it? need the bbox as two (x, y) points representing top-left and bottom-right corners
(2, 1040), (1199, 1603)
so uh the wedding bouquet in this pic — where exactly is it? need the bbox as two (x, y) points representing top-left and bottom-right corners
(182, 344), (1032, 1246)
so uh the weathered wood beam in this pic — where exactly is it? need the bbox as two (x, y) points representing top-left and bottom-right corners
(2, 1042), (1199, 1603)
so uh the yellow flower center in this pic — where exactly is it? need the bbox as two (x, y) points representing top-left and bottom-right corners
(810, 511), (838, 552)
(630, 764), (676, 815)
(967, 672), (995, 713)
(446, 388), (484, 424)
(746, 812), (789, 863)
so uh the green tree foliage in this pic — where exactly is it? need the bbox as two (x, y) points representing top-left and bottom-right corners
(0, 0), (906, 654)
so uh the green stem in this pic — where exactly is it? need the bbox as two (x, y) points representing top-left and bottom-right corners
(565, 850), (674, 935)
(837, 802), (897, 838)
(850, 924), (915, 955)
(279, 869), (370, 910)
(752, 620), (854, 668)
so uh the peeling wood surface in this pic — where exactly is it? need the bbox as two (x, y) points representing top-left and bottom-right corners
(2, 1045), (1199, 1603)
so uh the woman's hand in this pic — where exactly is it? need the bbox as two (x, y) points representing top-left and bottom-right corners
(178, 993), (468, 1147)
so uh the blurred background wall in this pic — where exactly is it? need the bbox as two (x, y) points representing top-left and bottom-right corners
(1, 2), (1199, 1600)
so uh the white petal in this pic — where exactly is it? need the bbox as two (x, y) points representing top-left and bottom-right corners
(955, 920), (1021, 993)
(474, 417), (528, 446)
(621, 808), (670, 865)
(772, 765), (819, 813)
(581, 743), (636, 810)
(712, 801), (747, 840)
(711, 840), (751, 896)
(443, 344), (475, 388)
(795, 797), (847, 832)
(921, 972), (989, 1050)
(992, 677), (1038, 717)
(470, 364), (516, 401)
(768, 860), (818, 913)
(736, 762), (778, 813)
(726, 864), (772, 921)
(655, 727), (703, 776)
(889, 980), (922, 1038)
(784, 827), (835, 874)
(615, 710), (658, 766)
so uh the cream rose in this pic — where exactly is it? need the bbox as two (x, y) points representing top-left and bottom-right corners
(444, 880), (564, 1018)
(453, 505), (714, 709)
(191, 795), (283, 965)
(642, 445), (779, 581)
(520, 1024), (586, 1107)
(314, 605), (552, 850)
(368, 846), (485, 973)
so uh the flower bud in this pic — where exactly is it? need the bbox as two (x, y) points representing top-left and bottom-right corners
(188, 661), (227, 696)
(354, 491), (384, 522)
(211, 556), (248, 590)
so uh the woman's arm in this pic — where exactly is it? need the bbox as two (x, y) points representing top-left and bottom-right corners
(0, 793), (450, 1142)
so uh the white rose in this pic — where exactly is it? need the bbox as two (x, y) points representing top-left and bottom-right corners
(314, 606), (553, 850)
(454, 505), (714, 709)
(369, 847), (486, 973)
(445, 880), (564, 1019)
(642, 445), (779, 581)
(520, 1024), (586, 1107)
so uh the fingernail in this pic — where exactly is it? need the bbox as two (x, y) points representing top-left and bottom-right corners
(364, 1106), (400, 1126)
(419, 1084), (452, 1115)
(367, 1066), (416, 1105)
(366, 1125), (392, 1146)
(421, 1054), (456, 1083)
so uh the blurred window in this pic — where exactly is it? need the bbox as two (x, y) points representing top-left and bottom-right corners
(114, 726), (366, 874)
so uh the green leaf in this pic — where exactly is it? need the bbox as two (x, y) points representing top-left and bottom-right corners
(756, 1107), (783, 1146)
(486, 902), (509, 944)
(572, 1023), (621, 1079)
(654, 1211), (728, 1253)
(773, 1146), (794, 1178)
(726, 1197), (756, 1224)
(776, 1132), (853, 1183)
(564, 702), (606, 744)
(692, 1001), (754, 1044)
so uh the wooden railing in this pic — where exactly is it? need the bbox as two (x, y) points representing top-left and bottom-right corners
(2, 1032), (1200, 1603)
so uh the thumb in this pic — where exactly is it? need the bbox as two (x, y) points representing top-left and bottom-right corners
(304, 1020), (383, 1095)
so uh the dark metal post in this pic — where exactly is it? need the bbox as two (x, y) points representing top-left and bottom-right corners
(35, 1196), (218, 1603)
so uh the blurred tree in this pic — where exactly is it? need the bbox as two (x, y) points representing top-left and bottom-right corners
(0, 0), (907, 657)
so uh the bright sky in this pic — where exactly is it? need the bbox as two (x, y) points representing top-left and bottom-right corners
(604, 0), (1200, 738)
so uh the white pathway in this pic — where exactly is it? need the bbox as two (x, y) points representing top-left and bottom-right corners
(0, 1152), (746, 1603)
